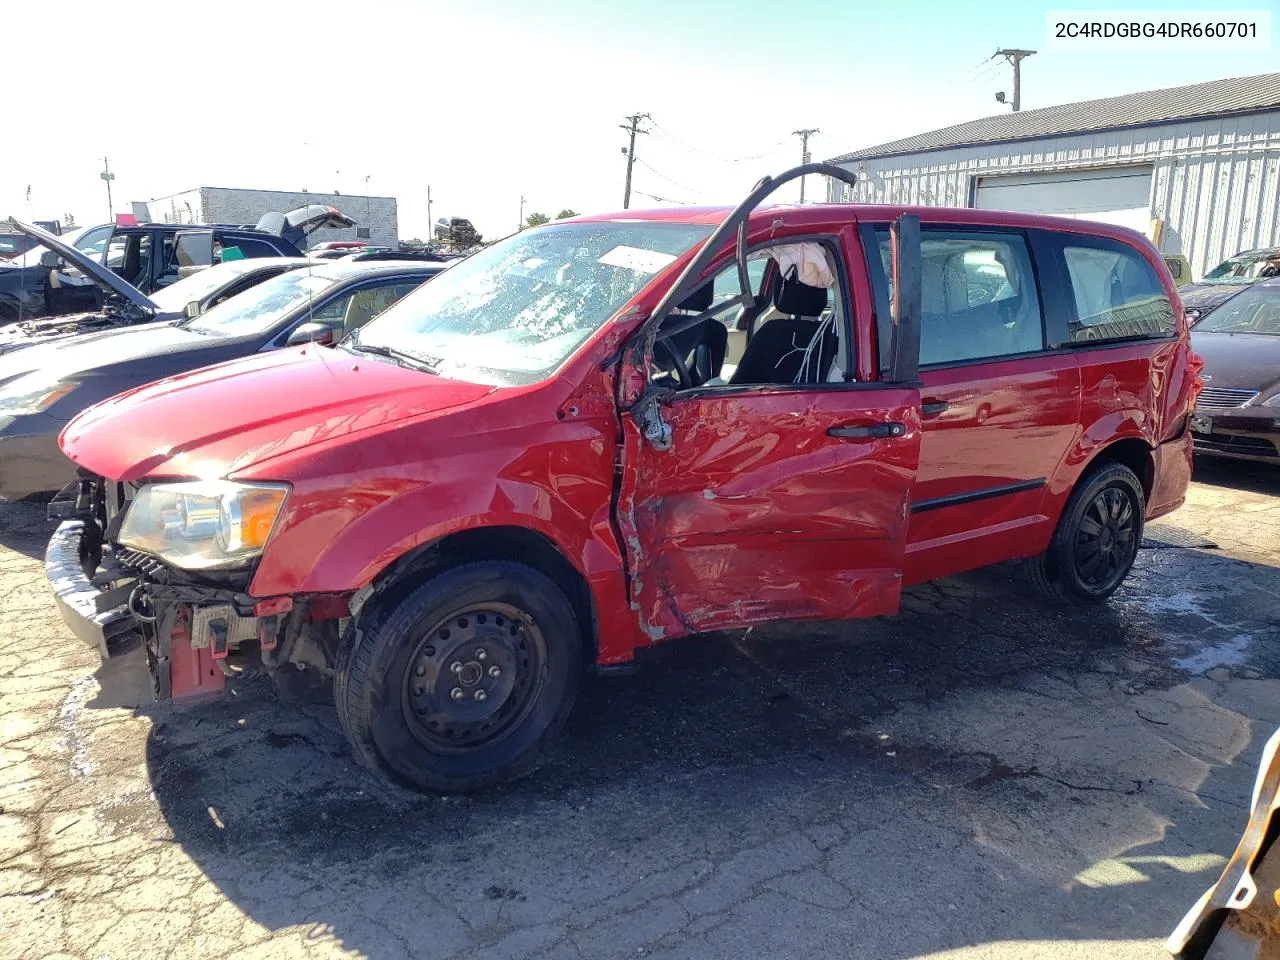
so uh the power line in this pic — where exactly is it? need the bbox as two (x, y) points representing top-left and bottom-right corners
(632, 190), (693, 206)
(633, 158), (703, 197)
(649, 120), (787, 163)
(957, 54), (995, 79)
(961, 60), (1004, 91)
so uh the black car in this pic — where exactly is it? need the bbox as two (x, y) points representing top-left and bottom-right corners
(0, 204), (355, 323)
(0, 220), (310, 356)
(0, 231), (39, 261)
(0, 260), (442, 500)
(1189, 277), (1280, 465)
(1179, 247), (1280, 322)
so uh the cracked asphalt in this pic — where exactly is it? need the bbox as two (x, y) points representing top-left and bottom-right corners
(2, 459), (1280, 960)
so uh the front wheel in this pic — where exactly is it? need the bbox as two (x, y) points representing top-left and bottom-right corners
(335, 562), (581, 792)
(1023, 462), (1145, 603)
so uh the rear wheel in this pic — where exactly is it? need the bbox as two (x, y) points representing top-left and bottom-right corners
(1023, 462), (1145, 603)
(335, 562), (581, 792)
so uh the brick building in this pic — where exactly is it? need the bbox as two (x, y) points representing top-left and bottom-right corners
(138, 186), (399, 250)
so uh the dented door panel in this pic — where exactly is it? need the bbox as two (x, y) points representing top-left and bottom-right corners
(617, 387), (921, 642)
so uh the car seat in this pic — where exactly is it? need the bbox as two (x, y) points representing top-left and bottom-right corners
(729, 267), (835, 385)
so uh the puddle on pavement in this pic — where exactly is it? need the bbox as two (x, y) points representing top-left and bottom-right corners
(1117, 555), (1275, 676)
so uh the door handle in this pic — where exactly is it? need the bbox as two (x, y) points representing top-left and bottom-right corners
(921, 399), (950, 417)
(828, 422), (907, 440)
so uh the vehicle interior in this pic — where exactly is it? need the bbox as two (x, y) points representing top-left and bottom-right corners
(104, 232), (154, 290)
(652, 240), (846, 389)
(916, 238), (1041, 364)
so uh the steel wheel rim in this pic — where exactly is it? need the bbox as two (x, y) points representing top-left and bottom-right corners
(1074, 485), (1138, 592)
(401, 601), (547, 755)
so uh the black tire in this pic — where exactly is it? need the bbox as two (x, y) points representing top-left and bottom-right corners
(335, 562), (581, 793)
(1023, 462), (1145, 603)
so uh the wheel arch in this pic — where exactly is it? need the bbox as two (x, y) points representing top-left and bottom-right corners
(360, 524), (600, 667)
(1086, 435), (1155, 501)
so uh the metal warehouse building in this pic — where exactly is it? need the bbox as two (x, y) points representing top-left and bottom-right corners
(825, 72), (1280, 278)
(138, 186), (399, 250)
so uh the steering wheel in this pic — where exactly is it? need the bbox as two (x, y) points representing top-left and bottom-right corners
(654, 336), (691, 389)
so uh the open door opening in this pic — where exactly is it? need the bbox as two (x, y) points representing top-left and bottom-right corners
(612, 169), (925, 643)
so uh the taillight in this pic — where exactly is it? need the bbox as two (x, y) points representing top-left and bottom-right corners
(1188, 351), (1206, 404)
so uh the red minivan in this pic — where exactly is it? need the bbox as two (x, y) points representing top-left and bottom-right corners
(46, 165), (1202, 792)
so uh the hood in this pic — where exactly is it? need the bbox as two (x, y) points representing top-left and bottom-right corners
(7, 219), (158, 316)
(1179, 282), (1249, 313)
(1189, 330), (1280, 391)
(255, 205), (357, 250)
(60, 346), (495, 482)
(0, 306), (183, 358)
(0, 322), (220, 387)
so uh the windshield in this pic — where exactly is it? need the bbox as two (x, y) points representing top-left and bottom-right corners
(1203, 253), (1280, 284)
(150, 264), (272, 314)
(1195, 286), (1280, 335)
(187, 269), (337, 337)
(6, 224), (110, 269)
(352, 221), (713, 385)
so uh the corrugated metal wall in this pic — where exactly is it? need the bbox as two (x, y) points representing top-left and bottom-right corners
(826, 110), (1280, 276)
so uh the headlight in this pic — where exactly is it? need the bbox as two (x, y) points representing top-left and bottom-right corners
(0, 374), (79, 414)
(117, 481), (289, 570)
(1262, 393), (1280, 408)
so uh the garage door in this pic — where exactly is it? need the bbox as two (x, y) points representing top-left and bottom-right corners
(974, 166), (1154, 234)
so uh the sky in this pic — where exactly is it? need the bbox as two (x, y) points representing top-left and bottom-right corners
(2, 0), (1277, 243)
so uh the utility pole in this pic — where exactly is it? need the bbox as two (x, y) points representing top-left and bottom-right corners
(619, 113), (651, 209)
(426, 185), (432, 238)
(792, 128), (820, 202)
(994, 48), (1036, 112)
(99, 156), (115, 220)
(519, 194), (526, 230)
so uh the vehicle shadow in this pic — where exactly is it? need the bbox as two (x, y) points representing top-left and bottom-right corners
(122, 547), (1280, 959)
(1193, 457), (1280, 495)
(0, 499), (55, 561)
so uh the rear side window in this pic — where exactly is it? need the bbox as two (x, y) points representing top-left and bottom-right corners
(217, 235), (282, 260)
(1062, 240), (1174, 343)
(870, 227), (1044, 367)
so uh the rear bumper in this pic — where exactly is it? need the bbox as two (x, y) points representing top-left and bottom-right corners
(45, 520), (140, 658)
(0, 418), (74, 500)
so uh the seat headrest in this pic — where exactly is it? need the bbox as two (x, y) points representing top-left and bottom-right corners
(774, 267), (828, 317)
(677, 283), (714, 313)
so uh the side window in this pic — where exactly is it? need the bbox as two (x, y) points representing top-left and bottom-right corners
(306, 281), (421, 337)
(71, 226), (113, 262)
(711, 256), (768, 309)
(874, 228), (1044, 367)
(1062, 241), (1174, 343)
(216, 236), (281, 260)
(655, 241), (846, 388)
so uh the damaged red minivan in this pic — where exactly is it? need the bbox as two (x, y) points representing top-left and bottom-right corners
(46, 164), (1202, 792)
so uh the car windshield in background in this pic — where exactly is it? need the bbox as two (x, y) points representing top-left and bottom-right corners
(351, 222), (713, 386)
(7, 224), (97, 268)
(186, 270), (336, 337)
(1194, 286), (1280, 335)
(1203, 254), (1280, 284)
(150, 264), (268, 314)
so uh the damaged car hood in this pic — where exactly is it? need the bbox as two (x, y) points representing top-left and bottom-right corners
(0, 307), (178, 358)
(60, 346), (495, 481)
